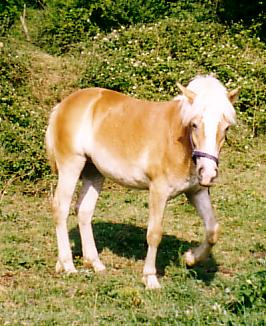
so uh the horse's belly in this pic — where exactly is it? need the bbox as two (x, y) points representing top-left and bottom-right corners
(91, 149), (150, 189)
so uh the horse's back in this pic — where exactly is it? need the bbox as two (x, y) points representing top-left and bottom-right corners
(51, 87), (177, 150)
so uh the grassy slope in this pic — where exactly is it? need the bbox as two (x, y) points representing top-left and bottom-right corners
(0, 4), (265, 325)
(0, 135), (265, 325)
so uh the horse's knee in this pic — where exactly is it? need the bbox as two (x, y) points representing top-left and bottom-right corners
(77, 209), (93, 225)
(147, 226), (163, 247)
(52, 198), (60, 222)
(52, 197), (68, 224)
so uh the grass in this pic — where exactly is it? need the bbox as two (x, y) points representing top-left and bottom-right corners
(0, 131), (265, 325)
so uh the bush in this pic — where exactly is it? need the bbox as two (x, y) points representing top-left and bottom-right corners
(35, 0), (177, 54)
(0, 43), (49, 185)
(77, 0), (176, 30)
(217, 0), (266, 42)
(0, 0), (44, 36)
(36, 5), (97, 54)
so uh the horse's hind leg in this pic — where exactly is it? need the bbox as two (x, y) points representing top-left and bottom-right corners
(76, 163), (105, 272)
(53, 156), (85, 274)
(185, 188), (219, 266)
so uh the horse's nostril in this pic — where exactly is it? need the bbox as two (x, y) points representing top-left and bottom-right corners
(198, 167), (204, 177)
(210, 169), (218, 183)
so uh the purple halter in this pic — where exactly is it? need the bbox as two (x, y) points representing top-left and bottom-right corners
(192, 150), (219, 166)
(190, 134), (219, 166)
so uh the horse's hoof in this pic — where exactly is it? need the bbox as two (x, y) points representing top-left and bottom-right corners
(83, 259), (93, 269)
(142, 275), (161, 289)
(56, 260), (77, 274)
(55, 260), (64, 273)
(94, 261), (106, 273)
(83, 259), (106, 273)
(184, 250), (196, 266)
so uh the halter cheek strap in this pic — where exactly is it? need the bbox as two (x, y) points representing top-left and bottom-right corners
(192, 150), (219, 166)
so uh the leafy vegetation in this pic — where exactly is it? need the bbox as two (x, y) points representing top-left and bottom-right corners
(0, 43), (49, 183)
(0, 0), (45, 37)
(226, 271), (266, 314)
(0, 1), (265, 323)
(30, 0), (178, 54)
(217, 0), (266, 42)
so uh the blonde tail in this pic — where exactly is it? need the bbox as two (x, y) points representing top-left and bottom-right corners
(45, 105), (58, 174)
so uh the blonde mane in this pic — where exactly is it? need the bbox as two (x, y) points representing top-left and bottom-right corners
(177, 75), (236, 126)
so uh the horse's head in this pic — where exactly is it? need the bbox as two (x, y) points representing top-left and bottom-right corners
(177, 76), (239, 187)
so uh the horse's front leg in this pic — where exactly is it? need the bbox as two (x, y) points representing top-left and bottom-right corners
(185, 188), (219, 266)
(143, 183), (168, 289)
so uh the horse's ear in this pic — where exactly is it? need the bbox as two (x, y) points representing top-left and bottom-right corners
(228, 87), (240, 104)
(176, 82), (196, 104)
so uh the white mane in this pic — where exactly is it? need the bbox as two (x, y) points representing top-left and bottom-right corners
(177, 75), (236, 126)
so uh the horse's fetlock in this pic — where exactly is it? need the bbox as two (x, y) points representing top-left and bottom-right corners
(142, 275), (161, 289)
(207, 223), (219, 245)
(184, 250), (196, 266)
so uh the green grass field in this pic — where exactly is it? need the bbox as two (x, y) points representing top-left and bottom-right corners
(1, 1), (265, 324)
(0, 130), (265, 325)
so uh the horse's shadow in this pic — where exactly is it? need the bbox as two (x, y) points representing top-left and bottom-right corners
(69, 221), (218, 285)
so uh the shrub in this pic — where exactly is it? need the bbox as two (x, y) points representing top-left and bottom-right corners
(77, 0), (176, 30)
(36, 5), (97, 54)
(35, 0), (178, 55)
(0, 0), (44, 37)
(0, 43), (49, 185)
(217, 0), (266, 42)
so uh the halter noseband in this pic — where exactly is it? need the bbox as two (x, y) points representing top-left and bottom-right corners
(192, 150), (219, 166)
(190, 134), (219, 166)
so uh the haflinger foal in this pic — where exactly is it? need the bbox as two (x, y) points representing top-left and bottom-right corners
(46, 75), (239, 289)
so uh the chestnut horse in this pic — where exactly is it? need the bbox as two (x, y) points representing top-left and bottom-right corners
(46, 75), (239, 289)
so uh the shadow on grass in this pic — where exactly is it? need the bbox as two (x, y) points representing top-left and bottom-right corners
(69, 221), (218, 285)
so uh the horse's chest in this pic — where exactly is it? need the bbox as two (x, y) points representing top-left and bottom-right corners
(167, 175), (199, 198)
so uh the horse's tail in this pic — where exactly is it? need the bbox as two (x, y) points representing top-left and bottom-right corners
(45, 104), (59, 174)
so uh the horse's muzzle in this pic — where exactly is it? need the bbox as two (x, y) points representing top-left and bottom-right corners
(197, 166), (218, 187)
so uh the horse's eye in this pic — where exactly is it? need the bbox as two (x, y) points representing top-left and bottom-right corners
(225, 126), (229, 133)
(191, 123), (198, 130)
